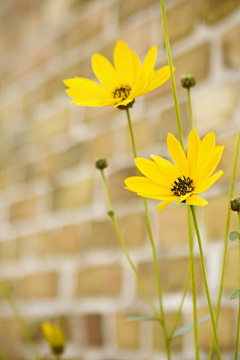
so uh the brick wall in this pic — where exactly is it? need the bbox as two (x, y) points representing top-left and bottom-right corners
(0, 0), (240, 359)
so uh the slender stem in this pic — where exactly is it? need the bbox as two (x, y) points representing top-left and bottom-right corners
(159, 0), (184, 148)
(170, 261), (191, 338)
(188, 206), (199, 360)
(125, 108), (171, 360)
(187, 88), (194, 130)
(234, 213), (240, 360)
(208, 129), (240, 360)
(126, 108), (137, 158)
(0, 282), (40, 360)
(190, 206), (222, 360)
(100, 170), (161, 323)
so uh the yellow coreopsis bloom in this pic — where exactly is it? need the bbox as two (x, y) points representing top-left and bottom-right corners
(64, 40), (172, 109)
(41, 322), (66, 356)
(125, 129), (224, 211)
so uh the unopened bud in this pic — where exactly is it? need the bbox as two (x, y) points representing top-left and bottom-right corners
(230, 197), (240, 212)
(95, 158), (108, 170)
(181, 74), (196, 89)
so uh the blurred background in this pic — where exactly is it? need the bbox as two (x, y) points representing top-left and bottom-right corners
(0, 0), (240, 359)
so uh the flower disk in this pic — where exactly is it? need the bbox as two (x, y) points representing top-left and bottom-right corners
(63, 40), (172, 109)
(124, 129), (224, 211)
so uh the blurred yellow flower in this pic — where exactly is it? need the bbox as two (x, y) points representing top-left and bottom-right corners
(41, 322), (66, 356)
(125, 129), (224, 210)
(64, 40), (172, 109)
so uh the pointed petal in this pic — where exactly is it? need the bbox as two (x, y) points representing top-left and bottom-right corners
(71, 97), (118, 107)
(137, 192), (177, 201)
(132, 50), (142, 81)
(129, 72), (148, 99)
(114, 40), (134, 86)
(186, 195), (208, 207)
(150, 155), (177, 183)
(135, 158), (170, 187)
(141, 66), (172, 94)
(195, 146), (224, 184)
(64, 77), (111, 100)
(124, 176), (172, 196)
(157, 200), (175, 211)
(187, 129), (201, 178)
(92, 54), (118, 91)
(195, 170), (223, 194)
(142, 46), (157, 79)
(167, 133), (189, 176)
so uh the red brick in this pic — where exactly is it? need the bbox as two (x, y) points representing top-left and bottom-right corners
(15, 272), (58, 299)
(119, 0), (157, 20)
(223, 22), (240, 69)
(9, 197), (37, 221)
(138, 257), (203, 295)
(199, 0), (240, 24)
(108, 167), (137, 203)
(84, 314), (103, 347)
(116, 313), (139, 349)
(75, 265), (122, 297)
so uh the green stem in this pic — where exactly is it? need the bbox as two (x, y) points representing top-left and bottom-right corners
(187, 88), (194, 130)
(188, 206), (199, 359)
(159, 0), (184, 148)
(125, 107), (171, 360)
(190, 206), (222, 360)
(100, 170), (161, 323)
(208, 129), (240, 360)
(235, 213), (240, 360)
(0, 282), (40, 360)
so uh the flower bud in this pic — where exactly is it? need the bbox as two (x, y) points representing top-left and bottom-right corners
(181, 74), (196, 89)
(95, 158), (108, 170)
(41, 322), (66, 356)
(230, 197), (240, 212)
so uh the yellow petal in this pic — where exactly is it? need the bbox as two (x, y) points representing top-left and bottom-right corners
(124, 176), (172, 196)
(71, 97), (118, 107)
(92, 53), (118, 91)
(135, 158), (169, 187)
(114, 40), (134, 86)
(156, 200), (175, 211)
(129, 72), (148, 99)
(137, 192), (177, 201)
(142, 46), (157, 79)
(195, 146), (224, 184)
(141, 66), (172, 94)
(195, 170), (223, 194)
(187, 129), (201, 178)
(150, 154), (177, 183)
(186, 195), (208, 207)
(64, 77), (111, 100)
(132, 50), (142, 81)
(167, 133), (189, 176)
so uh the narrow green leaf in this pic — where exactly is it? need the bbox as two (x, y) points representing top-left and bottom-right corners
(172, 315), (210, 339)
(229, 350), (240, 360)
(229, 231), (240, 241)
(229, 289), (240, 300)
(126, 316), (158, 322)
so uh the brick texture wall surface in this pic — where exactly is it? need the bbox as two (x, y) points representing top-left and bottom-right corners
(0, 0), (240, 359)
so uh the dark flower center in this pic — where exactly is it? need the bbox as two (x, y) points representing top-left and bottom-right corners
(171, 176), (194, 197)
(113, 85), (131, 100)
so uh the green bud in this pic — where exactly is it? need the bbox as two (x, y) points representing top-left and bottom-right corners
(230, 197), (240, 212)
(181, 74), (196, 89)
(95, 158), (108, 170)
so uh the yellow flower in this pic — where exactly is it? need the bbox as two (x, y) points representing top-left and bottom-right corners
(125, 129), (224, 211)
(64, 40), (172, 109)
(41, 322), (66, 356)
